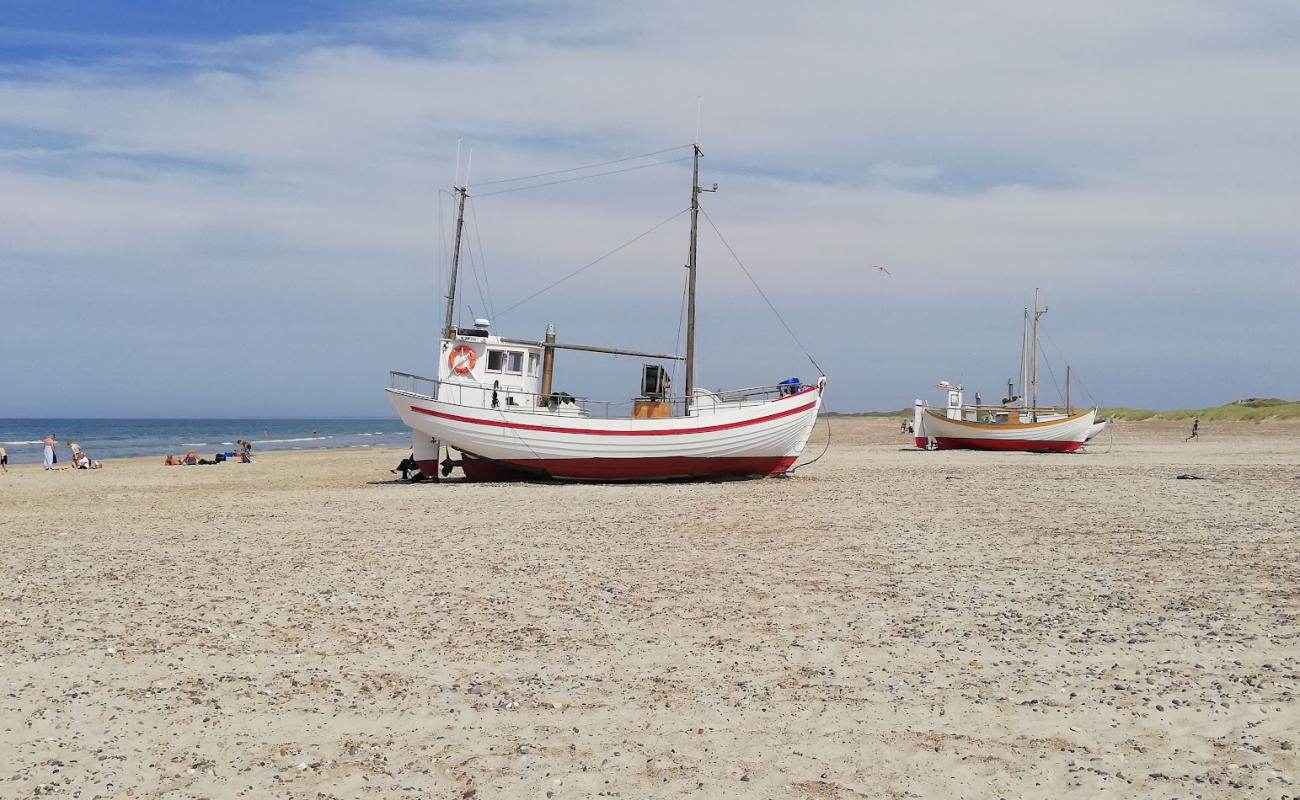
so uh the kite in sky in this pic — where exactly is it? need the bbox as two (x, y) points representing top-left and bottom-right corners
(874, 265), (892, 276)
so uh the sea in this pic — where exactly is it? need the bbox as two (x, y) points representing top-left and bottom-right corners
(0, 418), (410, 465)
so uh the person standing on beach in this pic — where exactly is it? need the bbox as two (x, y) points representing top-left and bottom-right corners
(68, 440), (84, 463)
(0, 445), (8, 472)
(1186, 418), (1200, 441)
(43, 433), (56, 470)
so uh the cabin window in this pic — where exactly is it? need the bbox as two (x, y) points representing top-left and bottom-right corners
(528, 353), (539, 376)
(486, 349), (526, 375)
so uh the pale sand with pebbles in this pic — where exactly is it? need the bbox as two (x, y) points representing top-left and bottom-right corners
(2, 418), (1298, 799)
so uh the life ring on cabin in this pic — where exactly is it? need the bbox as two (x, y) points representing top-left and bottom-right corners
(447, 345), (477, 374)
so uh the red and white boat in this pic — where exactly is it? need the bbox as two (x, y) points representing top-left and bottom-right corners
(912, 290), (1098, 453)
(912, 383), (1097, 452)
(387, 144), (825, 481)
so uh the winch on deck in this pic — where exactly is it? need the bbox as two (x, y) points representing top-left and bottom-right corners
(633, 364), (672, 419)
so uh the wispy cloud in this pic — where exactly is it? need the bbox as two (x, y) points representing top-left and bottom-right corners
(2, 1), (1298, 415)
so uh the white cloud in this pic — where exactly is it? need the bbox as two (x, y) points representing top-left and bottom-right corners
(2, 0), (1298, 415)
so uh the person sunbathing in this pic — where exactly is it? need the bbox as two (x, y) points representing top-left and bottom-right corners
(164, 454), (183, 465)
(391, 451), (419, 480)
(183, 449), (198, 465)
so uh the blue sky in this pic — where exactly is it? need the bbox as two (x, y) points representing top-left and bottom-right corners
(2, 1), (1299, 417)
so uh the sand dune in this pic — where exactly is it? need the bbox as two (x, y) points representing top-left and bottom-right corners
(2, 418), (1297, 798)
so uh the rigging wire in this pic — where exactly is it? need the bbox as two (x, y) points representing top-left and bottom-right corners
(437, 189), (448, 308)
(1041, 325), (1100, 407)
(494, 207), (691, 319)
(464, 235), (491, 323)
(473, 144), (693, 187)
(474, 156), (694, 197)
(699, 207), (825, 376)
(786, 417), (831, 475)
(1040, 352), (1065, 407)
(467, 197), (497, 321)
(670, 269), (689, 391)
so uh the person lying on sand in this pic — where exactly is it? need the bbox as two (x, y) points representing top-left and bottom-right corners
(183, 449), (198, 465)
(391, 451), (419, 480)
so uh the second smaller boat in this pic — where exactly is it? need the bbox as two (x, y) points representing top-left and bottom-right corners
(912, 289), (1099, 452)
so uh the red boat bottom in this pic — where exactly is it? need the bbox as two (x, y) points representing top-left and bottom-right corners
(930, 437), (1083, 453)
(462, 455), (799, 481)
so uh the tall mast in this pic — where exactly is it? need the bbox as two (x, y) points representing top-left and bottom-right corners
(1019, 307), (1028, 402)
(1029, 288), (1047, 420)
(442, 184), (468, 340)
(684, 144), (701, 410)
(1065, 364), (1072, 414)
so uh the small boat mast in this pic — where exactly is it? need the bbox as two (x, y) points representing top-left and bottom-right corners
(436, 142), (712, 408)
(1029, 287), (1047, 421)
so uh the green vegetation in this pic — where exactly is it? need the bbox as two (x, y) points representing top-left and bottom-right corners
(1098, 399), (1300, 422)
(827, 398), (1300, 421)
(822, 409), (911, 418)
(1095, 407), (1160, 421)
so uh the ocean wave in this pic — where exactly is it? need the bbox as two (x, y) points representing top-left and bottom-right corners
(182, 443), (208, 447)
(2, 440), (45, 445)
(254, 436), (330, 444)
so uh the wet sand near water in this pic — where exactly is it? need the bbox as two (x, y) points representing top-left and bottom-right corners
(2, 418), (1297, 798)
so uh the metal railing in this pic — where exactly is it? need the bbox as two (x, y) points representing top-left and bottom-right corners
(388, 371), (810, 419)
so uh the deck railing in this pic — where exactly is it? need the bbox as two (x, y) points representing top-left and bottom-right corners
(388, 371), (808, 419)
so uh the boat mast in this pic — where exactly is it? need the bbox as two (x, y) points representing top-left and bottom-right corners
(1019, 307), (1028, 402)
(1029, 288), (1047, 420)
(442, 184), (468, 340)
(684, 144), (701, 410)
(1065, 364), (1072, 414)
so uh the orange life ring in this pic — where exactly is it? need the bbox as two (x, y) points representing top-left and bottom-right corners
(447, 344), (477, 374)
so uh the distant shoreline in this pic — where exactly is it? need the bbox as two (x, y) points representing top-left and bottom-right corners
(823, 398), (1300, 422)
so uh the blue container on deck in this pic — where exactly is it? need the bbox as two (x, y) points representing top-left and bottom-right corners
(778, 377), (802, 396)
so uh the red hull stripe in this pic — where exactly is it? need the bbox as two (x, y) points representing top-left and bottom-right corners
(464, 455), (799, 481)
(410, 389), (818, 436)
(927, 437), (1083, 453)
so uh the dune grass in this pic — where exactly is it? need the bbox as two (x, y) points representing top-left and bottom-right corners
(1098, 399), (1300, 422)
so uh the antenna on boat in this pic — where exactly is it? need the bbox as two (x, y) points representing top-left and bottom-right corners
(1019, 307), (1029, 403)
(684, 140), (717, 411)
(444, 149), (470, 340)
(685, 144), (700, 410)
(1029, 288), (1048, 421)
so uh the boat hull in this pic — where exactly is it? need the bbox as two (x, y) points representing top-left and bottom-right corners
(914, 407), (1096, 453)
(462, 453), (798, 481)
(388, 383), (824, 482)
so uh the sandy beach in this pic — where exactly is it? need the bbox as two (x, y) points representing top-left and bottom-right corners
(2, 418), (1297, 798)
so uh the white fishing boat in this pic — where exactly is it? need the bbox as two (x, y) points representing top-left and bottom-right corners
(387, 144), (826, 481)
(913, 290), (1097, 452)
